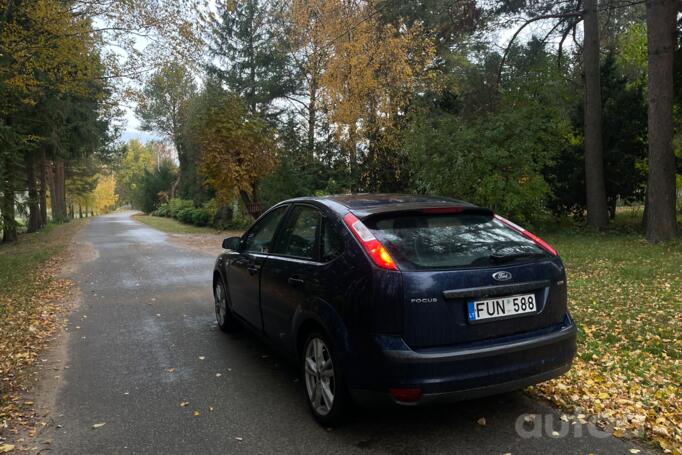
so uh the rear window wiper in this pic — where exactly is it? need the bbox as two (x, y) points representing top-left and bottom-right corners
(489, 250), (546, 263)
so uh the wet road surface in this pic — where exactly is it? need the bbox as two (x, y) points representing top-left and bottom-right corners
(46, 212), (650, 454)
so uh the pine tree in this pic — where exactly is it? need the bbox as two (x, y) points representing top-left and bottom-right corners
(206, 0), (293, 116)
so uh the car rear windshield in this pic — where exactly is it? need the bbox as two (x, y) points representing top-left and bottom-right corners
(364, 212), (547, 270)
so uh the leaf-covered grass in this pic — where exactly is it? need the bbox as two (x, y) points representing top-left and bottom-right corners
(0, 221), (82, 315)
(530, 214), (681, 453)
(0, 220), (85, 433)
(132, 213), (222, 234)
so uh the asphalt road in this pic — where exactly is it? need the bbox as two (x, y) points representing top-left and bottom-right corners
(45, 212), (649, 454)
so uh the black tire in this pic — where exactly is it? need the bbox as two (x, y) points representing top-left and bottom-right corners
(301, 330), (352, 426)
(213, 279), (241, 333)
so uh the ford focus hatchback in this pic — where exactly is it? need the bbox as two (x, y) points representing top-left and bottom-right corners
(212, 194), (576, 424)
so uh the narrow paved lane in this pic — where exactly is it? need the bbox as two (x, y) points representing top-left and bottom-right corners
(47, 212), (648, 454)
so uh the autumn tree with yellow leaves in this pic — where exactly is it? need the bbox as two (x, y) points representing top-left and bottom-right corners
(323, 10), (436, 189)
(66, 174), (117, 218)
(189, 85), (276, 214)
(190, 0), (437, 212)
(92, 176), (118, 215)
(283, 0), (335, 155)
(281, 0), (438, 192)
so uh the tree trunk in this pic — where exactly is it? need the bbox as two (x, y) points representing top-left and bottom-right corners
(78, 204), (82, 218)
(239, 189), (261, 219)
(48, 157), (57, 222)
(642, 190), (648, 229)
(583, 0), (609, 229)
(170, 171), (180, 200)
(348, 125), (358, 193)
(307, 79), (317, 156)
(1, 155), (17, 243)
(57, 159), (66, 219)
(608, 197), (617, 220)
(51, 158), (67, 222)
(645, 0), (678, 243)
(25, 152), (42, 232)
(39, 148), (48, 226)
(1, 191), (17, 242)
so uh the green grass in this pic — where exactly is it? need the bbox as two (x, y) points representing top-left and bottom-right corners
(132, 214), (224, 234)
(0, 221), (84, 307)
(546, 228), (681, 379)
(531, 213), (681, 450)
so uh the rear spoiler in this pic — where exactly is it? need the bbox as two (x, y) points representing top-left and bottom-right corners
(355, 205), (493, 220)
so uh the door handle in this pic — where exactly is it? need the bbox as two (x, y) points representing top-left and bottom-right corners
(247, 264), (261, 275)
(287, 276), (305, 286)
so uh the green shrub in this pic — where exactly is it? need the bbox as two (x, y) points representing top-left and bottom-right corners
(132, 163), (176, 214)
(155, 204), (170, 217)
(176, 207), (195, 224)
(202, 199), (218, 219)
(405, 103), (566, 225)
(191, 208), (211, 226)
(168, 198), (194, 218)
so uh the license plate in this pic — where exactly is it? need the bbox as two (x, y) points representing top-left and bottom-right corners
(467, 293), (536, 323)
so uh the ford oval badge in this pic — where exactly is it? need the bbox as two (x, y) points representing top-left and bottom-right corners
(492, 271), (512, 281)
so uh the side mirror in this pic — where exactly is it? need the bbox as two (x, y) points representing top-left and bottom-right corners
(222, 236), (241, 251)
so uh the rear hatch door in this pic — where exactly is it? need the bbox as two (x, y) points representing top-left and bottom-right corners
(363, 209), (566, 348)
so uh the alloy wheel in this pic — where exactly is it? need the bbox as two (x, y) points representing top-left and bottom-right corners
(304, 337), (335, 416)
(214, 283), (226, 326)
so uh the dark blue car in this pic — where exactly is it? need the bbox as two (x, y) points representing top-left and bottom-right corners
(213, 194), (576, 424)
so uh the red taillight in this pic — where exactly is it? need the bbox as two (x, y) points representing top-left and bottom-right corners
(342, 213), (398, 270)
(494, 214), (558, 256)
(389, 387), (422, 403)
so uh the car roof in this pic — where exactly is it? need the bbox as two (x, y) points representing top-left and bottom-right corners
(282, 193), (478, 218)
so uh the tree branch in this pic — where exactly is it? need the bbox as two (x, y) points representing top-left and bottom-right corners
(496, 10), (584, 87)
(558, 21), (578, 70)
(540, 18), (569, 47)
(572, 22), (583, 52)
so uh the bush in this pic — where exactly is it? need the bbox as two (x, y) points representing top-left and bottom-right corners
(202, 199), (218, 219)
(168, 198), (194, 218)
(134, 163), (176, 214)
(405, 103), (567, 225)
(176, 207), (195, 224)
(154, 204), (170, 217)
(162, 198), (249, 229)
(191, 208), (211, 226)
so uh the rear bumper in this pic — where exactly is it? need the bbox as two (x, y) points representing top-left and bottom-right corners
(347, 315), (577, 405)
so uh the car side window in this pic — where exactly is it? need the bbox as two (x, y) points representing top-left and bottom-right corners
(320, 218), (345, 262)
(242, 206), (288, 253)
(274, 206), (321, 259)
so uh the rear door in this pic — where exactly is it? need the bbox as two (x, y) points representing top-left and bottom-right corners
(260, 205), (323, 344)
(364, 211), (567, 348)
(227, 205), (289, 330)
